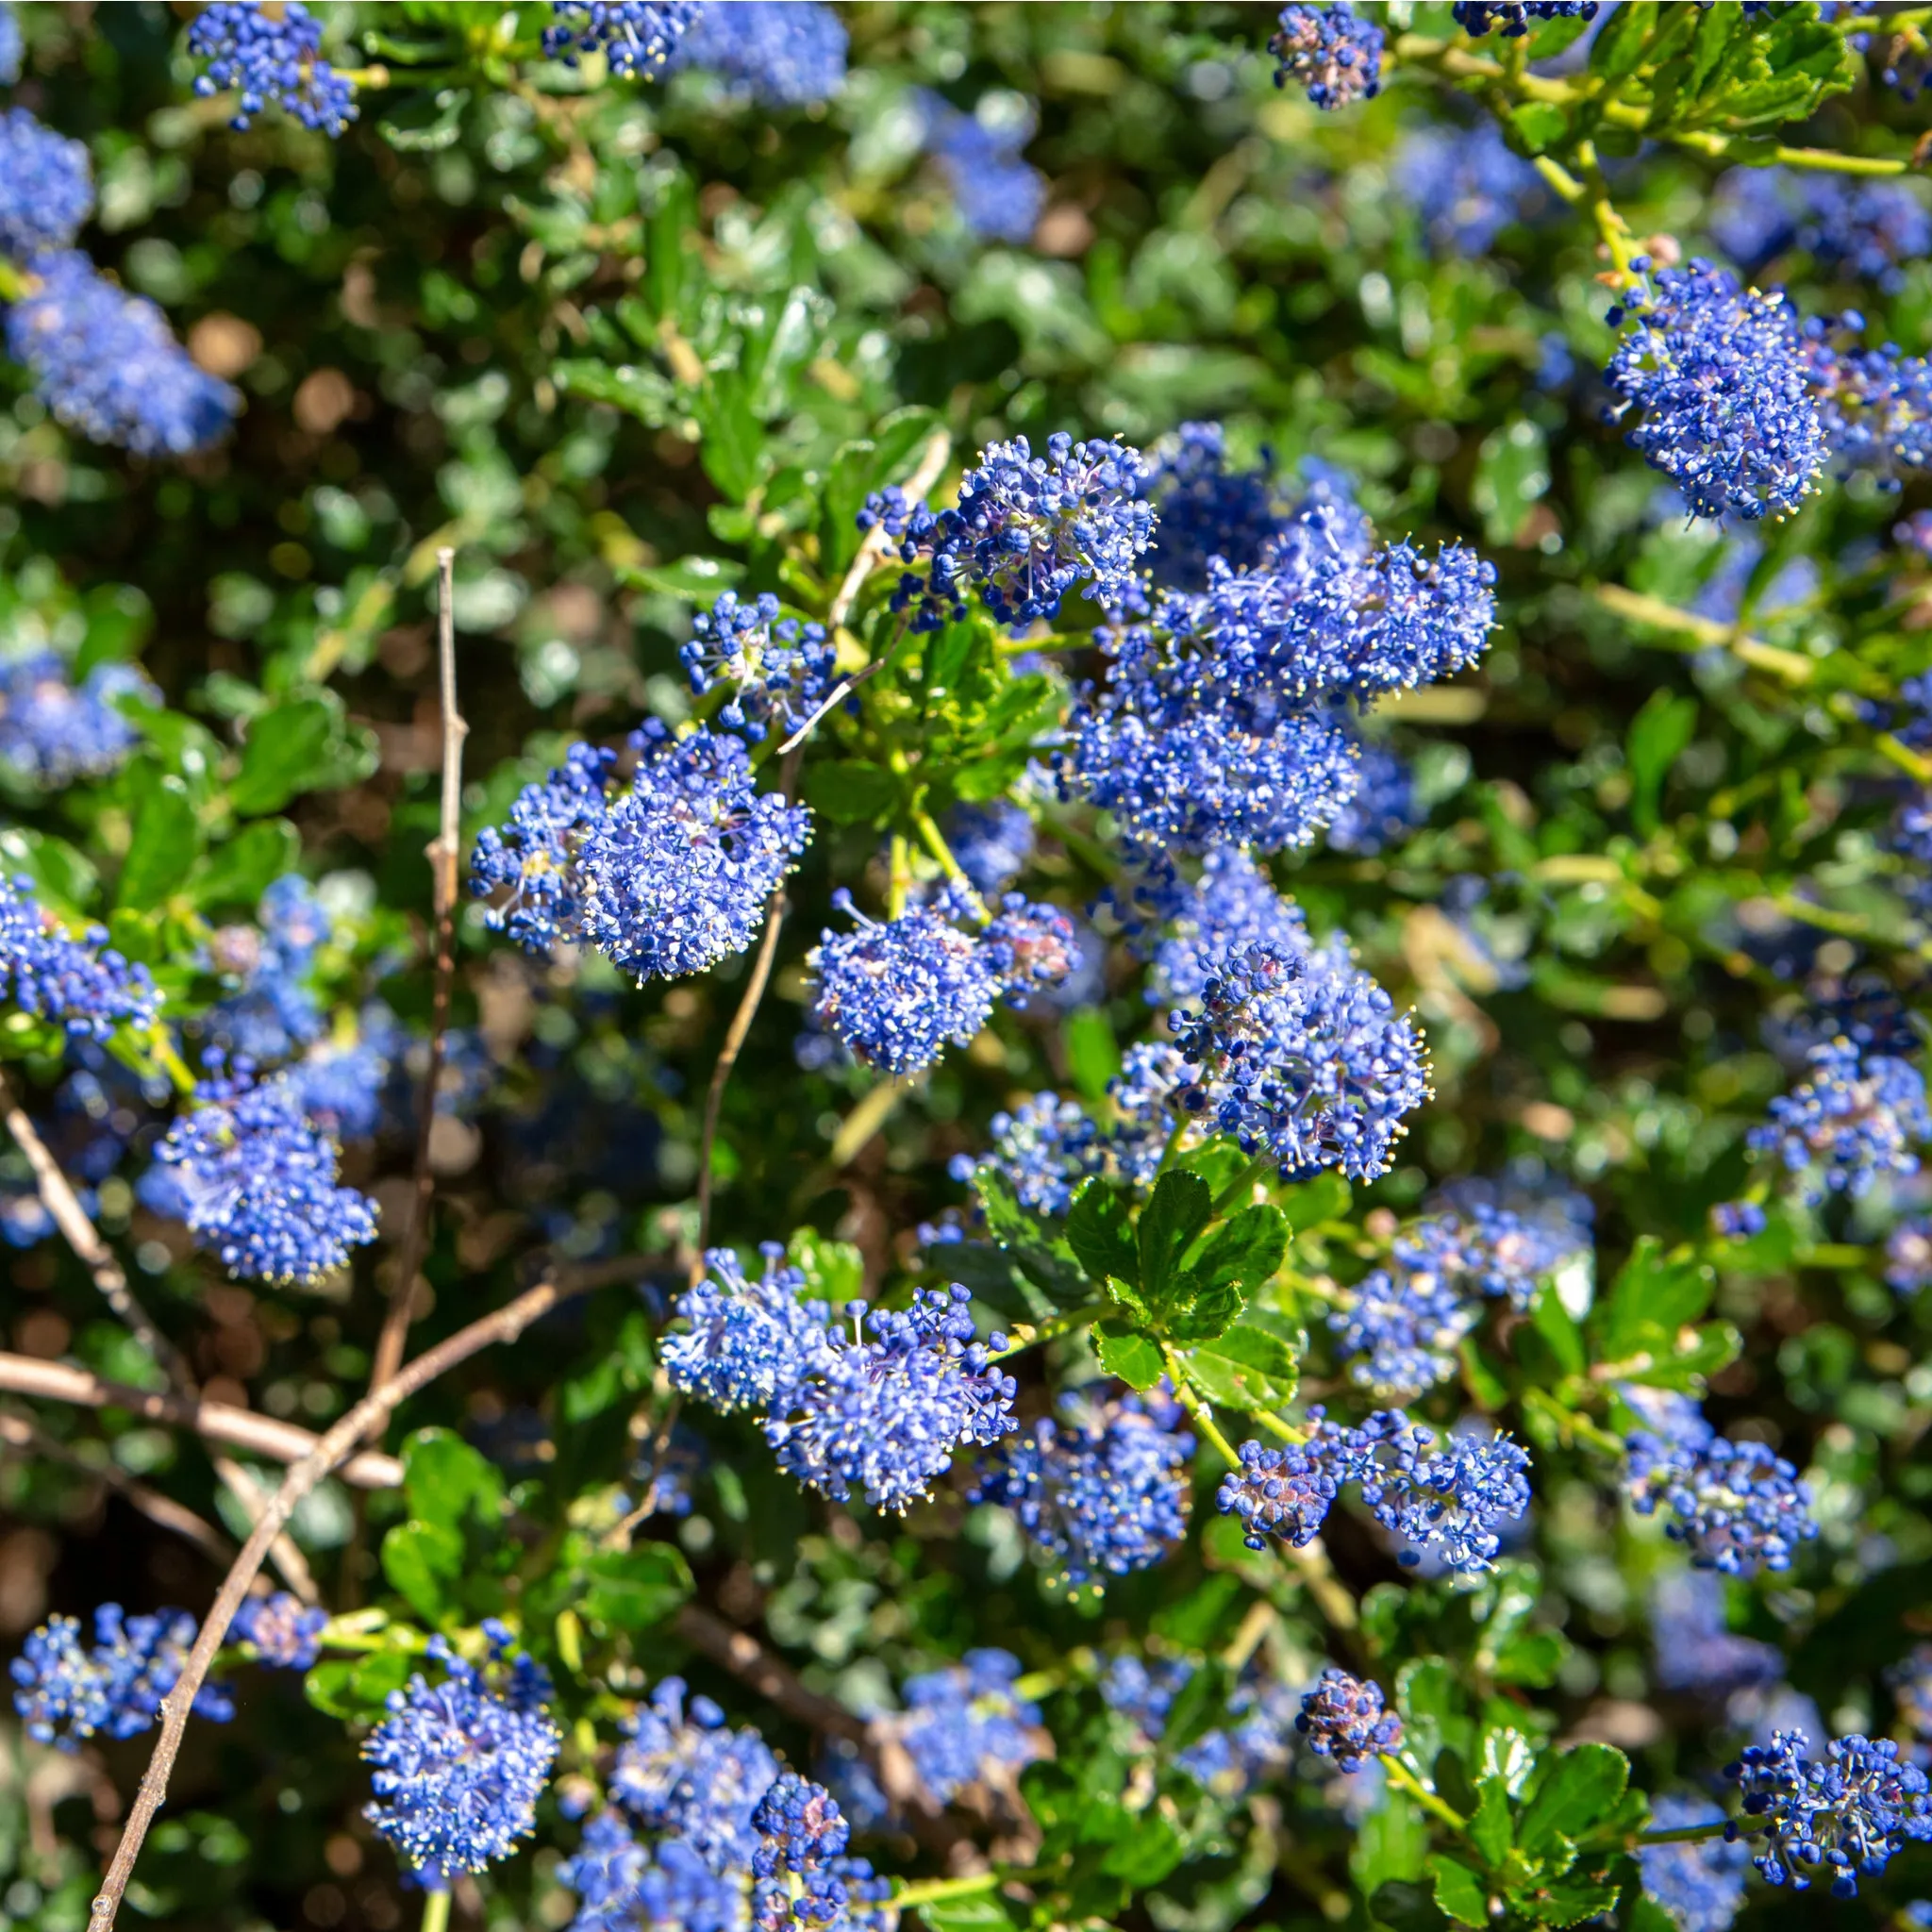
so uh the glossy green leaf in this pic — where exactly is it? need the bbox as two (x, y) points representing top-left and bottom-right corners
(1430, 1855), (1491, 1927)
(1519, 1743), (1630, 1860)
(117, 772), (201, 910)
(402, 1426), (505, 1535)
(1138, 1169), (1211, 1316)
(1181, 1323), (1298, 1412)
(1065, 1178), (1138, 1290)
(579, 1541), (694, 1630)
(380, 1520), (463, 1623)
(1094, 1324), (1165, 1391)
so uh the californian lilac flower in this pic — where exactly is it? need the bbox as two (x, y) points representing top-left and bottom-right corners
(1168, 937), (1431, 1182)
(10, 1605), (234, 1751)
(0, 874), (159, 1037)
(1405, 1194), (1590, 1309)
(1803, 320), (1932, 483)
(1891, 1647), (1932, 1755)
(752, 1773), (849, 1873)
(916, 92), (1044, 246)
(1899, 511), (1932, 559)
(1330, 1258), (1474, 1397)
(1391, 122), (1542, 257)
(0, 6), (20, 85)
(662, 1244), (833, 1417)
(1710, 168), (1932, 296)
(1605, 260), (1824, 522)
(1100, 1654), (1193, 1741)
(543, 1), (702, 77)
(1324, 741), (1421, 855)
(1175, 1673), (1300, 1797)
(631, 1424), (707, 1520)
(1625, 1420), (1818, 1575)
(681, 591), (835, 743)
(1649, 1571), (1784, 1699)
(1216, 1435), (1346, 1551)
(807, 893), (997, 1074)
(1361, 1420), (1533, 1573)
(363, 1640), (560, 1883)
(1136, 845), (1308, 1005)
(1713, 1200), (1768, 1241)
(206, 874), (331, 1065)
(1453, 1), (1597, 33)
(611, 1677), (777, 1871)
(188, 1), (358, 133)
(764, 1287), (1016, 1512)
(944, 801), (1033, 895)
(1105, 1041), (1196, 1188)
(751, 1776), (892, 1932)
(1887, 1217), (1932, 1295)
(1295, 1669), (1401, 1772)
(891, 1651), (1041, 1803)
(0, 655), (156, 785)
(0, 109), (92, 258)
(153, 1065), (378, 1284)
(1640, 1795), (1752, 1932)
(980, 894), (1076, 1005)
(558, 1811), (748, 1932)
(290, 1029), (395, 1142)
(1727, 1728), (1932, 1895)
(970, 1392), (1192, 1584)
(948, 1093), (1104, 1218)
(667, 2), (847, 105)
(1269, 4), (1383, 108)
(232, 1592), (328, 1671)
(471, 741), (616, 954)
(1747, 1034), (1932, 1202)
(1140, 423), (1282, 590)
(6, 251), (239, 458)
(575, 723), (812, 985)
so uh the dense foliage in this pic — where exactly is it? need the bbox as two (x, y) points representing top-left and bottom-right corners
(8, 5), (1932, 1932)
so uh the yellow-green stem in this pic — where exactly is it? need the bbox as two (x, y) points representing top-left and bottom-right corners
(912, 809), (971, 891)
(893, 1873), (1004, 1911)
(1164, 1356), (1241, 1466)
(1379, 1754), (1468, 1832)
(990, 1302), (1108, 1360)
(419, 1889), (451, 1932)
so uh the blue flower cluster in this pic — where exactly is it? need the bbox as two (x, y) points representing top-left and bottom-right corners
(1392, 122), (1544, 257)
(231, 1591), (328, 1671)
(187, 2), (358, 136)
(362, 1635), (560, 1885)
(543, 2), (702, 77)
(1649, 1571), (1782, 1700)
(751, 1773), (891, 1932)
(891, 1650), (1041, 1803)
(667, 1255), (1016, 1512)
(1802, 316), (1932, 483)
(948, 1093), (1103, 1216)
(473, 721), (811, 984)
(1059, 434), (1493, 855)
(669, 3), (848, 107)
(1324, 741), (1422, 855)
(612, 1676), (777, 1869)
(1746, 1033), (1931, 1202)
(1102, 1653), (1302, 1799)
(1727, 1728), (1932, 1895)
(205, 873), (332, 1065)
(5, 250), (240, 458)
(915, 92), (1045, 245)
(1166, 936), (1431, 1183)
(1269, 5), (1384, 109)
(970, 1391), (1192, 1584)
(0, 653), (155, 786)
(1138, 422), (1282, 591)
(151, 1062), (379, 1284)
(1453, 1), (1597, 34)
(1219, 1410), (1531, 1573)
(1639, 1795), (1752, 1932)
(0, 873), (159, 1037)
(1709, 167), (1932, 295)
(11, 1605), (233, 1751)
(889, 432), (1153, 631)
(682, 591), (836, 742)
(0, 107), (92, 258)
(1624, 1402), (1817, 1575)
(1295, 1669), (1401, 1772)
(945, 800), (1034, 895)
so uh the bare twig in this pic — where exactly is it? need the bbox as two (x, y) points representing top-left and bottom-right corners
(210, 1454), (319, 1603)
(693, 434), (951, 1257)
(672, 1602), (865, 1739)
(0, 1410), (232, 1563)
(369, 545), (468, 1396)
(89, 1271), (588, 1932)
(0, 1067), (189, 1388)
(0, 1351), (401, 1489)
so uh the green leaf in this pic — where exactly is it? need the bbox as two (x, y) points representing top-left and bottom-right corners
(1066, 1179), (1138, 1291)
(304, 1647), (412, 1721)
(1429, 1855), (1491, 1927)
(1588, 0), (1655, 79)
(1192, 1204), (1290, 1302)
(1398, 1657), (1474, 1772)
(694, 375), (764, 503)
(1064, 1008), (1119, 1105)
(914, 1899), (1014, 1932)
(402, 1427), (505, 1535)
(0, 826), (98, 914)
(1138, 1170), (1212, 1317)
(787, 1228), (866, 1304)
(1470, 1775), (1514, 1867)
(1507, 101), (1569, 153)
(1182, 1323), (1299, 1413)
(1520, 1744), (1629, 1860)
(1352, 1789), (1427, 1894)
(189, 820), (300, 914)
(1627, 690), (1698, 837)
(802, 760), (899, 826)
(1530, 1291), (1586, 1378)
(1094, 1324), (1166, 1391)
(228, 694), (374, 816)
(377, 86), (471, 151)
(1164, 1279), (1244, 1343)
(1099, 1813), (1184, 1885)
(117, 773), (201, 911)
(1592, 1237), (1714, 1361)
(1517, 1873), (1624, 1927)
(380, 1520), (463, 1623)
(974, 1171), (1090, 1307)
(613, 555), (745, 602)
(579, 1541), (694, 1629)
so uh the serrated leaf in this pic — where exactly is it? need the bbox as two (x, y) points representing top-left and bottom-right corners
(1095, 1323), (1165, 1391)
(380, 1520), (463, 1623)
(1066, 1179), (1138, 1290)
(1470, 1775), (1514, 1867)
(402, 1427), (505, 1535)
(1138, 1170), (1212, 1317)
(1182, 1323), (1298, 1412)
(1192, 1204), (1290, 1301)
(1430, 1855), (1491, 1927)
(1520, 1744), (1629, 1860)
(1516, 1872), (1624, 1926)
(974, 1171), (1091, 1307)
(1165, 1278), (1244, 1343)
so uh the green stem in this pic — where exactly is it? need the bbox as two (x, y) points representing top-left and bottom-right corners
(1164, 1355), (1241, 1466)
(1208, 1151), (1274, 1216)
(1523, 1388), (1627, 1459)
(1151, 1116), (1191, 1183)
(419, 1889), (452, 1932)
(1636, 1817), (1758, 1847)
(989, 1302), (1108, 1360)
(893, 1873), (1005, 1911)
(888, 835), (912, 920)
(912, 809), (972, 891)
(1379, 1754), (1468, 1833)
(1247, 1408), (1309, 1446)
